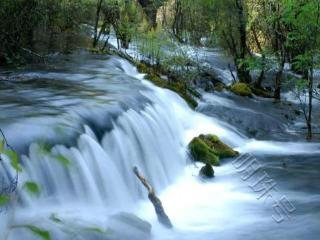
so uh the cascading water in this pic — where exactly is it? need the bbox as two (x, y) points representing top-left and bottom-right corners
(1, 54), (319, 240)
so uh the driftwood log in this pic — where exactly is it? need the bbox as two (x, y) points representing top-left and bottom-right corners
(133, 166), (173, 228)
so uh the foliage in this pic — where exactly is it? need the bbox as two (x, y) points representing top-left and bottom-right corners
(24, 225), (51, 240)
(137, 27), (175, 65)
(116, 0), (142, 48)
(23, 182), (41, 197)
(55, 154), (71, 167)
(0, 195), (10, 207)
(0, 0), (96, 65)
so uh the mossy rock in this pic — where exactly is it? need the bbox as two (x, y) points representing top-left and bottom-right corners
(145, 73), (162, 84)
(166, 82), (198, 109)
(214, 82), (225, 92)
(188, 137), (220, 166)
(144, 74), (198, 109)
(199, 134), (239, 158)
(136, 61), (198, 109)
(200, 164), (215, 178)
(137, 63), (150, 74)
(250, 86), (273, 98)
(188, 134), (238, 166)
(230, 83), (253, 97)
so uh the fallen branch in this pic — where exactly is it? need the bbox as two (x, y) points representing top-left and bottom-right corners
(133, 166), (173, 228)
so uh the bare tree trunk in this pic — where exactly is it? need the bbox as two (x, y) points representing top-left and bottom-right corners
(235, 0), (252, 83)
(172, 0), (184, 42)
(307, 65), (313, 140)
(133, 167), (173, 228)
(271, 1), (286, 101)
(137, 0), (159, 28)
(252, 26), (265, 88)
(274, 59), (284, 100)
(93, 0), (103, 48)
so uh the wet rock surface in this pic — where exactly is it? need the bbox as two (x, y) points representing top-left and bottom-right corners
(108, 212), (152, 240)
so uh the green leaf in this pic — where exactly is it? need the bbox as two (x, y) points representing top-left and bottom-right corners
(38, 142), (51, 155)
(83, 227), (107, 234)
(23, 182), (40, 197)
(0, 140), (4, 152)
(25, 225), (51, 240)
(3, 149), (22, 172)
(55, 154), (71, 167)
(0, 195), (10, 206)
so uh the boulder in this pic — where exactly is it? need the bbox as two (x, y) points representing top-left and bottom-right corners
(230, 83), (253, 97)
(199, 134), (239, 158)
(188, 137), (220, 166)
(200, 164), (215, 178)
(188, 134), (238, 166)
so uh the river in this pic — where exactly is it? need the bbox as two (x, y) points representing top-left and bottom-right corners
(0, 50), (319, 240)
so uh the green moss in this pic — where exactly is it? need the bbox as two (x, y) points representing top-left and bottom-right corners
(142, 70), (198, 109)
(199, 134), (239, 158)
(187, 87), (201, 98)
(166, 83), (198, 109)
(188, 134), (238, 166)
(250, 86), (273, 98)
(86, 48), (110, 55)
(188, 137), (220, 166)
(145, 73), (162, 83)
(137, 63), (150, 74)
(200, 164), (215, 178)
(230, 83), (253, 97)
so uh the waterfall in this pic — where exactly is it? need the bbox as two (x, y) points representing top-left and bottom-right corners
(1, 57), (319, 240)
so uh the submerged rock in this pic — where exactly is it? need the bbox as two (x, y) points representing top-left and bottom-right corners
(108, 212), (152, 240)
(188, 134), (238, 166)
(230, 83), (253, 97)
(200, 163), (215, 178)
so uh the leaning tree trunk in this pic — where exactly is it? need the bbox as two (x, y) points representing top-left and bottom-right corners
(133, 167), (173, 228)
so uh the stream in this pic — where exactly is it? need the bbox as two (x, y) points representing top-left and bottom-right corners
(0, 50), (319, 240)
